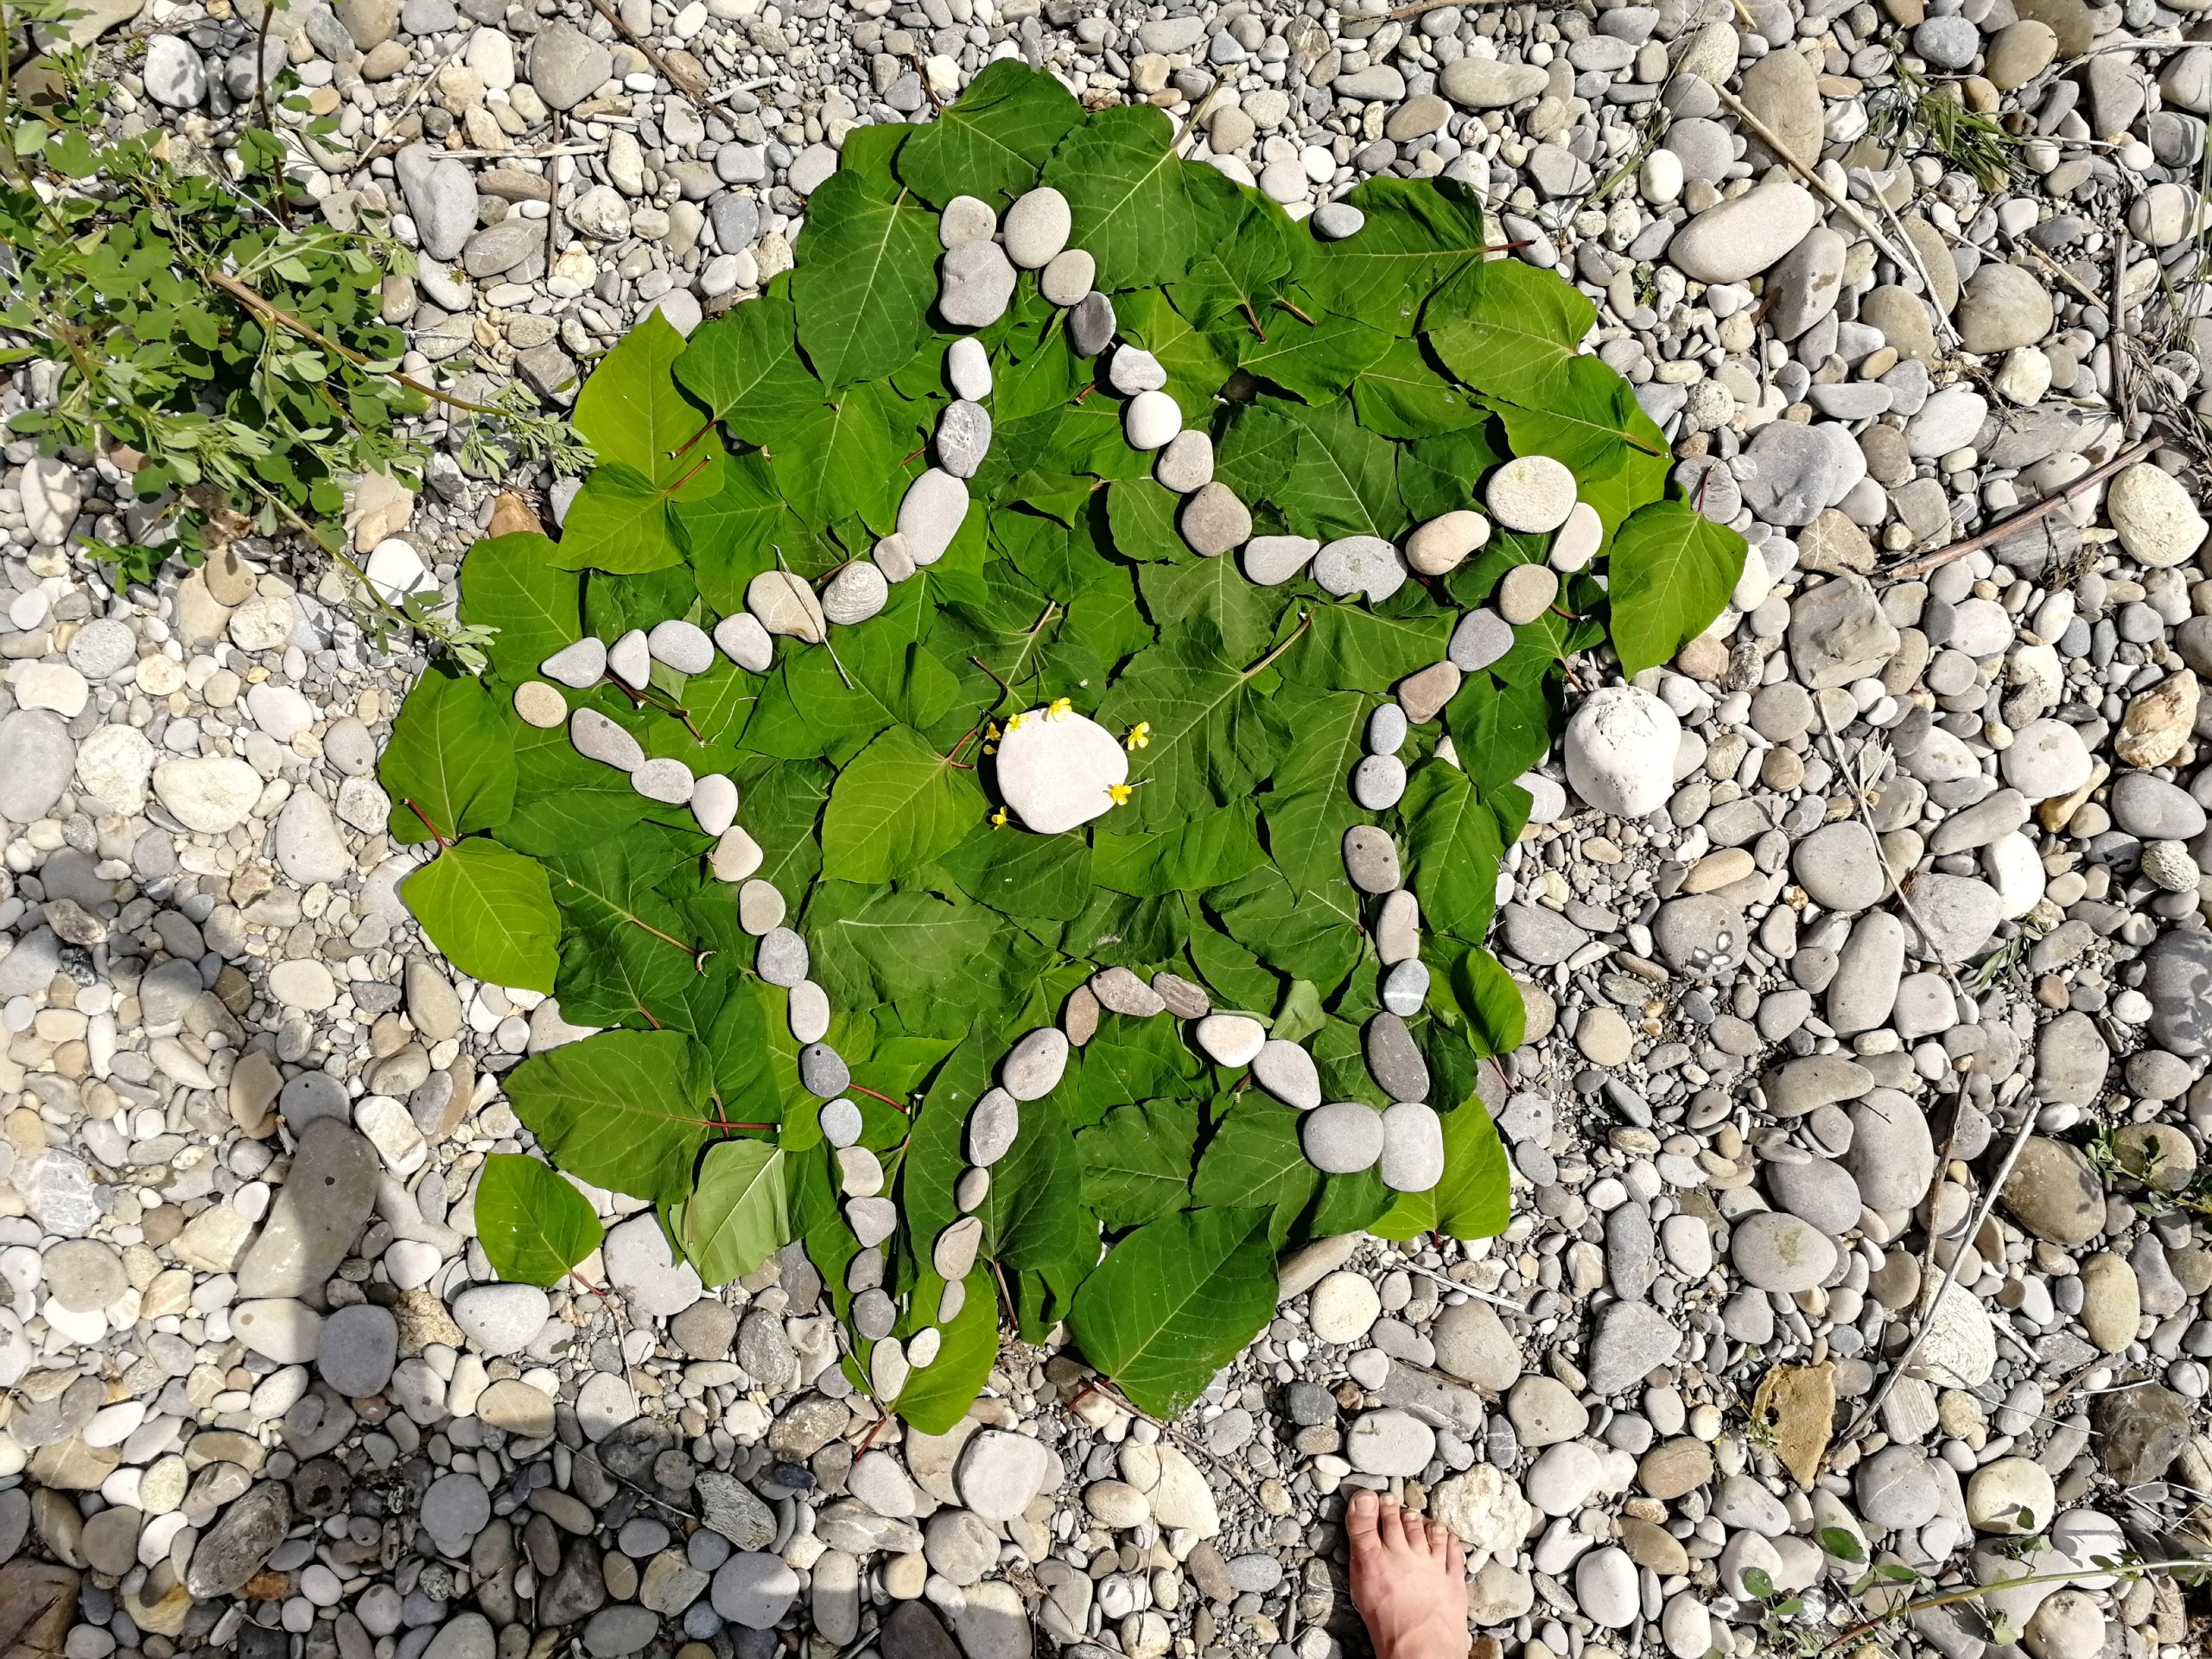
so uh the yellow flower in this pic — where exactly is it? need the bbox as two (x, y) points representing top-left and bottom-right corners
(1047, 696), (1073, 721)
(1126, 721), (1151, 750)
(990, 806), (1007, 827)
(985, 721), (1001, 741)
(1107, 783), (1133, 806)
(1005, 710), (1028, 732)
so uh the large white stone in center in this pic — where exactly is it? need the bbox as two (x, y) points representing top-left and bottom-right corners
(995, 708), (1128, 835)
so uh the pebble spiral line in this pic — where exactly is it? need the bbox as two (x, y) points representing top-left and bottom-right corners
(380, 60), (1747, 1425)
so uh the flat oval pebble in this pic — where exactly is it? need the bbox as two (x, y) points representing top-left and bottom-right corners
(1497, 563), (1560, 625)
(1382, 958), (1429, 1015)
(947, 335), (992, 399)
(938, 194), (995, 246)
(1313, 536), (1407, 601)
(968, 1089), (1020, 1166)
(632, 756), (695, 804)
(875, 532), (915, 583)
(898, 468), (969, 566)
(1353, 754), (1407, 810)
(746, 570), (826, 643)
(1551, 500), (1603, 571)
(713, 826), (764, 881)
(956, 1167), (990, 1211)
(789, 981), (831, 1044)
(691, 774), (739, 836)
(819, 1097), (863, 1147)
(756, 927), (809, 987)
(870, 1335), (909, 1400)
(1156, 429), (1213, 493)
(938, 239), (1017, 327)
(1344, 824), (1400, 893)
(1449, 608), (1515, 672)
(907, 1327), (943, 1369)
(821, 561), (889, 626)
(1368, 703), (1408, 753)
(836, 1145), (882, 1197)
(1486, 454), (1578, 532)
(933, 1216), (983, 1281)
(1406, 511), (1489, 575)
(934, 401), (992, 479)
(851, 1288), (896, 1340)
(1040, 246), (1094, 304)
(571, 709), (645, 772)
(607, 628), (651, 685)
(1109, 345), (1167, 394)
(1001, 1027), (1070, 1101)
(1070, 290), (1116, 355)
(715, 612), (774, 671)
(800, 1043), (850, 1097)
(1253, 1039), (1322, 1109)
(514, 682), (566, 728)
(1303, 1102), (1386, 1174)
(1379, 1101), (1445, 1191)
(648, 619), (715, 673)
(1001, 186), (1071, 267)
(540, 637), (607, 687)
(1195, 1013), (1266, 1067)
(1180, 482), (1252, 556)
(1124, 390), (1182, 450)
(1244, 535), (1320, 587)
(737, 879), (785, 933)
(845, 1197), (896, 1248)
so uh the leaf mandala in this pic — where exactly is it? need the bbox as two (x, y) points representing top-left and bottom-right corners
(382, 66), (1740, 1425)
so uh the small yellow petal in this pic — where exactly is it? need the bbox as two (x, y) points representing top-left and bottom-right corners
(1047, 696), (1073, 721)
(990, 806), (1007, 827)
(1107, 783), (1132, 806)
(1006, 710), (1028, 731)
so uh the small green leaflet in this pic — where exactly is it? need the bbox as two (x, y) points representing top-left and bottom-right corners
(895, 57), (1082, 207)
(791, 169), (940, 388)
(822, 724), (985, 883)
(1402, 762), (1523, 945)
(1236, 312), (1389, 404)
(1066, 1205), (1279, 1416)
(1450, 947), (1527, 1058)
(458, 533), (581, 686)
(402, 840), (561, 995)
(475, 1154), (602, 1286)
(673, 280), (823, 447)
(381, 667), (517, 845)
(1605, 500), (1749, 676)
(1077, 1100), (1198, 1228)
(506, 1028), (718, 1209)
(1042, 105), (1199, 291)
(684, 1139), (791, 1285)
(573, 310), (713, 482)
(1483, 354), (1667, 479)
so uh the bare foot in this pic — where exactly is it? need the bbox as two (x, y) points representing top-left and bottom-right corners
(1344, 1489), (1469, 1659)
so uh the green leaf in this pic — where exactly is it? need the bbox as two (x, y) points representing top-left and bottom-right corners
(1209, 867), (1363, 994)
(976, 1095), (1096, 1274)
(1287, 603), (1452, 696)
(1042, 105), (1199, 291)
(1427, 257), (1596, 410)
(382, 668), (518, 845)
(1078, 1099), (1198, 1229)
(1483, 354), (1667, 478)
(1117, 289), (1239, 421)
(1303, 177), (1487, 334)
(1270, 399), (1408, 542)
(792, 168), (941, 387)
(505, 1029), (716, 1208)
(673, 280), (823, 446)
(1260, 688), (1368, 900)
(1093, 802), (1268, 898)
(1170, 189), (1305, 329)
(459, 534), (582, 685)
(1399, 425), (1506, 522)
(1446, 671), (1554, 791)
(1076, 1017), (1207, 1125)
(1451, 946), (1527, 1057)
(1368, 1096), (1510, 1241)
(887, 1265), (1000, 1432)
(474, 1154), (603, 1286)
(896, 58), (1083, 207)
(1067, 1205), (1279, 1416)
(1106, 479), (1189, 564)
(1192, 1093), (1317, 1243)
(683, 1139), (791, 1286)
(771, 385), (907, 531)
(1096, 620), (1291, 833)
(1236, 312), (1389, 404)
(1137, 553), (1277, 664)
(1401, 761), (1516, 945)
(401, 840), (561, 994)
(939, 819), (1094, 921)
(553, 452), (728, 575)
(822, 724), (986, 883)
(572, 310), (712, 484)
(1605, 499), (1748, 677)
(1349, 335), (1487, 438)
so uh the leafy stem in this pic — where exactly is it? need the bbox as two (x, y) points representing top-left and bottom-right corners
(403, 799), (451, 849)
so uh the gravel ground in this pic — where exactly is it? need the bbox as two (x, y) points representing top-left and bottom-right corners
(6, 0), (2212, 1656)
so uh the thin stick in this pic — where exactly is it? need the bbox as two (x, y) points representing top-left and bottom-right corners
(1712, 85), (1913, 275)
(1885, 436), (2158, 577)
(586, 0), (708, 106)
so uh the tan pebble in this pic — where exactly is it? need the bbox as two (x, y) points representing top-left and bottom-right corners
(513, 680), (567, 728)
